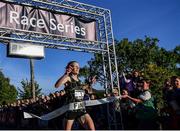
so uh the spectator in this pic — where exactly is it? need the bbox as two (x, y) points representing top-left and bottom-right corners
(169, 76), (180, 129)
(160, 78), (174, 129)
(121, 79), (158, 129)
(122, 73), (134, 93)
(119, 89), (136, 129)
(132, 70), (141, 89)
(163, 78), (174, 106)
(132, 70), (143, 97)
(90, 93), (97, 100)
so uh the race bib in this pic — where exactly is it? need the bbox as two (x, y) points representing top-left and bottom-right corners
(74, 102), (85, 110)
(74, 90), (85, 100)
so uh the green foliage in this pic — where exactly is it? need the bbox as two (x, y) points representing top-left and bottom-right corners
(173, 45), (180, 76)
(0, 71), (18, 104)
(79, 65), (90, 79)
(173, 45), (180, 62)
(116, 37), (160, 72)
(80, 55), (104, 85)
(18, 79), (42, 99)
(95, 91), (105, 98)
(142, 64), (176, 109)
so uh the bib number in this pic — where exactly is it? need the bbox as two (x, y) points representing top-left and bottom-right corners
(74, 102), (85, 110)
(74, 90), (85, 100)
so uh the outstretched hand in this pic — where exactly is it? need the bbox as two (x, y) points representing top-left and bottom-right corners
(121, 94), (129, 99)
(89, 75), (97, 85)
(65, 66), (73, 75)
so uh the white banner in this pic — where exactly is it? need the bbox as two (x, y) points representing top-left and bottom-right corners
(24, 96), (120, 120)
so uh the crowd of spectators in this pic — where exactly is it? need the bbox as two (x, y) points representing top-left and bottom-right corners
(0, 70), (179, 130)
(118, 71), (159, 129)
(117, 71), (180, 130)
(0, 89), (110, 130)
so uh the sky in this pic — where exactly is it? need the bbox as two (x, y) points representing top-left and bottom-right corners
(0, 0), (180, 95)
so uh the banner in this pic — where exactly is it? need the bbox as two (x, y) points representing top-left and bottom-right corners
(0, 1), (97, 41)
(24, 96), (121, 120)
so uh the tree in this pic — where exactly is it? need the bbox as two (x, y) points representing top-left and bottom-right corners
(173, 45), (180, 76)
(0, 71), (18, 104)
(115, 37), (161, 72)
(80, 56), (104, 85)
(142, 64), (176, 109)
(18, 79), (42, 99)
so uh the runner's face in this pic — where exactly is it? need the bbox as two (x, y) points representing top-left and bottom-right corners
(71, 63), (80, 75)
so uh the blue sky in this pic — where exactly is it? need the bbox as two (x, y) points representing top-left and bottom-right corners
(0, 0), (180, 95)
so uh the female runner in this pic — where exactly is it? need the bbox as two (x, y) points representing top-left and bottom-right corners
(55, 61), (95, 130)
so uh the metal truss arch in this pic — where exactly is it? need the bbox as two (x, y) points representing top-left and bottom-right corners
(0, 0), (122, 129)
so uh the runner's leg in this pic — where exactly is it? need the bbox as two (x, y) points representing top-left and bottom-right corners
(65, 119), (74, 130)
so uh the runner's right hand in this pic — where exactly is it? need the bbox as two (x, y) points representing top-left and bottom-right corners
(65, 66), (73, 75)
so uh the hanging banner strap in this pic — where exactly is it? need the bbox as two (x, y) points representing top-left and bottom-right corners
(24, 96), (120, 120)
